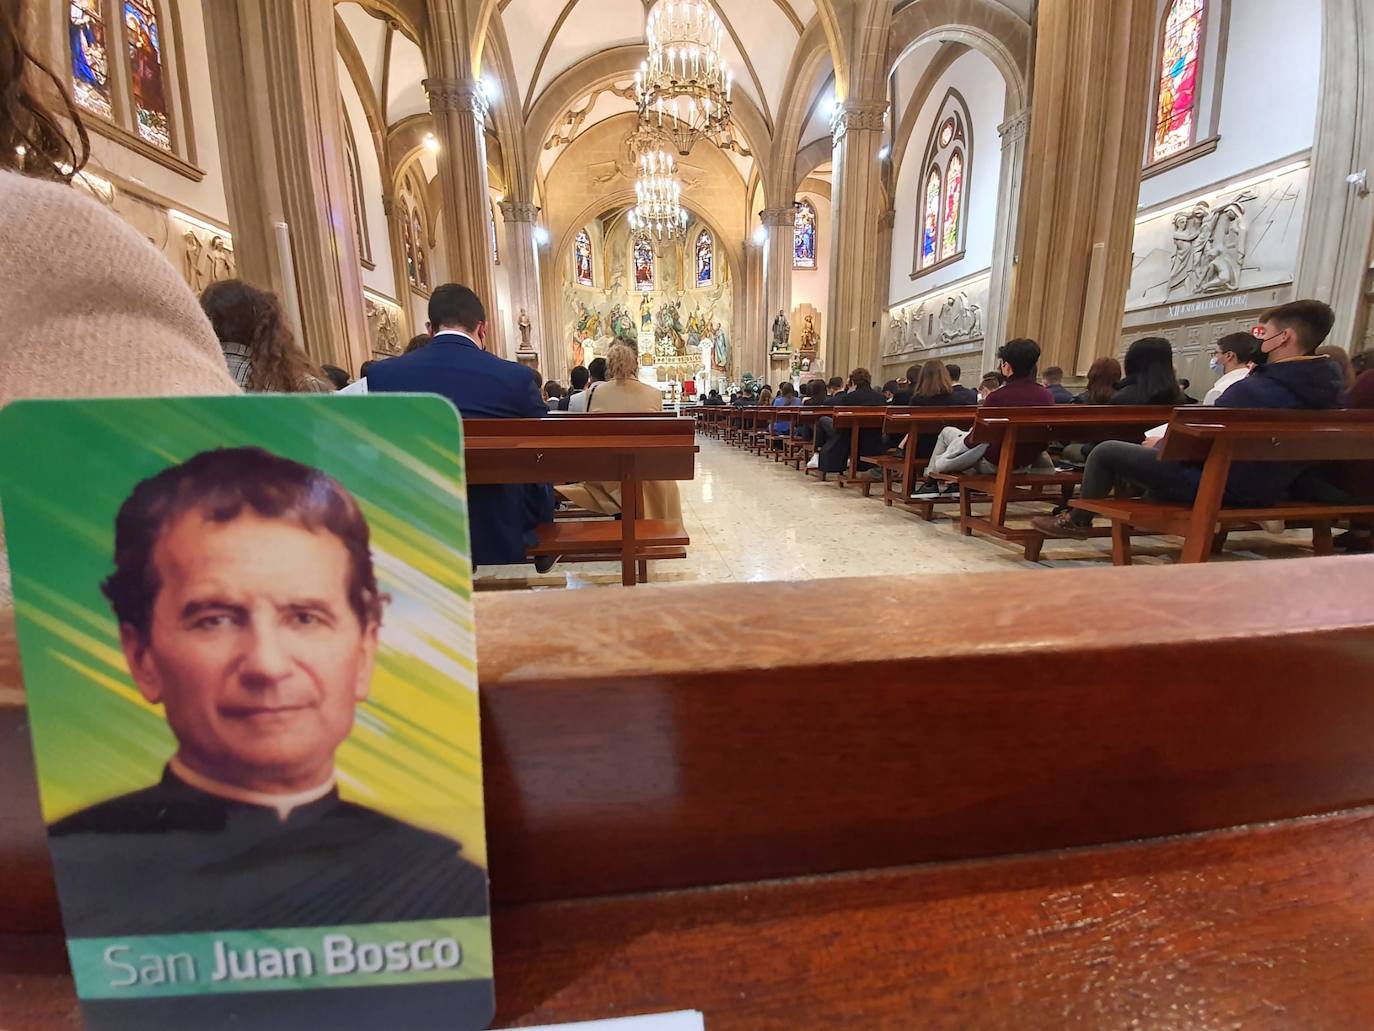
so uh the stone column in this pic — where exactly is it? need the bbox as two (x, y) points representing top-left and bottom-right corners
(761, 205), (796, 376)
(874, 206), (896, 369)
(382, 192), (414, 339)
(983, 106), (1030, 369)
(201, 0), (369, 372)
(1006, 0), (1156, 375)
(1296, 0), (1374, 353)
(826, 100), (889, 377)
(425, 77), (502, 355)
(499, 200), (546, 369)
(740, 233), (765, 383)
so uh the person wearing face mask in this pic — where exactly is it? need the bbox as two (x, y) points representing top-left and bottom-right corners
(1034, 300), (1344, 540)
(1202, 332), (1261, 404)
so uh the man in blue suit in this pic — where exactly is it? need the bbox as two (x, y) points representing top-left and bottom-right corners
(367, 284), (556, 571)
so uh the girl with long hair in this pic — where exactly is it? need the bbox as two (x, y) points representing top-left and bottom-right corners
(1074, 357), (1123, 404)
(200, 280), (328, 393)
(1111, 337), (1185, 405)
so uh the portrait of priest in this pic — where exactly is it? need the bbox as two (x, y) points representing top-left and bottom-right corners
(46, 447), (488, 940)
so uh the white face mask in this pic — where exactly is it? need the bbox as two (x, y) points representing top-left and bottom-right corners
(1209, 355), (1224, 375)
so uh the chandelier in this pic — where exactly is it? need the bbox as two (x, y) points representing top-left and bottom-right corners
(635, 0), (733, 155)
(629, 145), (688, 240)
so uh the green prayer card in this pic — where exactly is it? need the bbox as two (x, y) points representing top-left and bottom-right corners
(0, 395), (494, 1030)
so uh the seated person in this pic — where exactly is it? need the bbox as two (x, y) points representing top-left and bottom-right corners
(890, 366), (920, 406)
(561, 365), (590, 410)
(758, 385), (774, 408)
(567, 357), (608, 411)
(1110, 337), (1186, 406)
(796, 379), (830, 442)
(703, 389), (725, 406)
(1061, 338), (1184, 464)
(882, 380), (901, 403)
(1042, 366), (1075, 404)
(367, 284), (555, 571)
(771, 381), (802, 440)
(1179, 378), (1199, 404)
(811, 369), (886, 475)
(1073, 357), (1122, 404)
(826, 376), (845, 399)
(543, 380), (565, 405)
(1207, 329), (1263, 405)
(557, 342), (682, 523)
(947, 364), (980, 406)
(896, 359), (977, 460)
(977, 371), (1005, 402)
(1033, 300), (1344, 540)
(914, 340), (1055, 497)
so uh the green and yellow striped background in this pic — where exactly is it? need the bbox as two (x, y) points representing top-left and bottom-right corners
(0, 395), (487, 867)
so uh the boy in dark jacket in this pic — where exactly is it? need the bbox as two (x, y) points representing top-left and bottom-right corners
(1033, 300), (1344, 539)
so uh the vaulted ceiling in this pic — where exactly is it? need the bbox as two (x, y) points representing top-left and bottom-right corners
(500, 0), (819, 125)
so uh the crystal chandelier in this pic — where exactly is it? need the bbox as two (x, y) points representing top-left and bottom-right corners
(628, 146), (688, 240)
(635, 0), (733, 155)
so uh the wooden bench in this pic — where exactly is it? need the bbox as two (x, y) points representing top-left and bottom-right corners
(464, 417), (697, 586)
(831, 406), (900, 494)
(789, 406), (837, 477)
(878, 407), (979, 516)
(939, 405), (1177, 560)
(1071, 408), (1374, 564)
(7, 558), (1374, 1026)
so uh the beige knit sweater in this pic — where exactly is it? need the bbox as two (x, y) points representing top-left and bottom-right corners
(0, 170), (239, 618)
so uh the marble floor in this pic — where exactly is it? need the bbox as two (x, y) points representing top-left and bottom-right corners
(474, 436), (1325, 590)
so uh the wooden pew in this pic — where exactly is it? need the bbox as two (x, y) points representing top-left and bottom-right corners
(940, 405), (1177, 560)
(877, 407), (979, 515)
(1072, 408), (1374, 564)
(7, 558), (1374, 1027)
(790, 407), (837, 477)
(830, 407), (897, 493)
(464, 417), (697, 586)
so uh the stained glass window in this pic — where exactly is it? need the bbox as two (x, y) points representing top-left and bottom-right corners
(942, 151), (963, 258)
(402, 207), (417, 285)
(634, 235), (655, 292)
(916, 90), (971, 272)
(413, 209), (429, 289)
(793, 199), (817, 270)
(695, 229), (714, 286)
(1152, 0), (1206, 162)
(574, 229), (594, 286)
(69, 0), (113, 119)
(124, 0), (170, 150)
(921, 168), (941, 269)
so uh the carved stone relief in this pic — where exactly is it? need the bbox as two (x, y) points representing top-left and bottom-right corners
(364, 294), (404, 357)
(884, 272), (990, 360)
(1128, 163), (1309, 316)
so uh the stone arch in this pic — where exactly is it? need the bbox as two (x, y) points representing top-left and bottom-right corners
(524, 44), (773, 189)
(887, 0), (1030, 110)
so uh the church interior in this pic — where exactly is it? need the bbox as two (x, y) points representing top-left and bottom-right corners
(5, 0), (1374, 1027)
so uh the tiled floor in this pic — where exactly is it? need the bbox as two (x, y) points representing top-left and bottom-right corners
(474, 436), (1323, 590)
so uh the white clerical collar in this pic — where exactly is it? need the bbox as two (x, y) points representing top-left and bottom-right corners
(168, 756), (336, 821)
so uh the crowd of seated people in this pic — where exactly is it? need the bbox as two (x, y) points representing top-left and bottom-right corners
(1033, 299), (1353, 541)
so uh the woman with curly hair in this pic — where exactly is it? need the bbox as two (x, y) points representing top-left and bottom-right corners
(201, 279), (331, 392)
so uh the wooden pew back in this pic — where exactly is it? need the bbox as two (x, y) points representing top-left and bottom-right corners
(967, 404), (1178, 447)
(1160, 408), (1374, 463)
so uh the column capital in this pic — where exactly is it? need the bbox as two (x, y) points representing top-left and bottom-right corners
(879, 208), (897, 231)
(831, 101), (888, 145)
(760, 206), (796, 228)
(425, 77), (488, 120)
(998, 109), (1031, 149)
(499, 200), (540, 223)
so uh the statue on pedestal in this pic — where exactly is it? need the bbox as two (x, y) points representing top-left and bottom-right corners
(799, 315), (819, 354)
(517, 309), (533, 352)
(771, 309), (790, 353)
